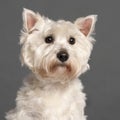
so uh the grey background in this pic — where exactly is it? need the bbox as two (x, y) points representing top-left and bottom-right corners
(0, 0), (120, 120)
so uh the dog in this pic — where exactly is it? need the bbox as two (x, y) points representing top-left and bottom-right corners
(6, 8), (97, 120)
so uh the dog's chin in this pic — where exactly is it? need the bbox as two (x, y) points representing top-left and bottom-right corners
(50, 63), (72, 74)
(49, 63), (75, 82)
(36, 62), (77, 81)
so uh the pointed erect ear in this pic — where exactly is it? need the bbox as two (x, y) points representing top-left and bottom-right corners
(74, 15), (97, 36)
(22, 8), (38, 32)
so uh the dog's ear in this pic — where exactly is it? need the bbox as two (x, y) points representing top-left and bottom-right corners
(22, 8), (39, 32)
(74, 15), (97, 37)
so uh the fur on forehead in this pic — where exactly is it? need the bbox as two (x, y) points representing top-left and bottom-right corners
(42, 20), (83, 38)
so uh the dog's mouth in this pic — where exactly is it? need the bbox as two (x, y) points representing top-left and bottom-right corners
(55, 63), (66, 67)
(37, 61), (77, 80)
(50, 63), (72, 73)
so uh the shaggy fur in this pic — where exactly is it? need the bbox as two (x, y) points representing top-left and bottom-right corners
(5, 8), (97, 120)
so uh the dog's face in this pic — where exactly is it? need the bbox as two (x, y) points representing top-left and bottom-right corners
(20, 8), (97, 82)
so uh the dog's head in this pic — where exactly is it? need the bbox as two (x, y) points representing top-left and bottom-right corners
(20, 8), (97, 82)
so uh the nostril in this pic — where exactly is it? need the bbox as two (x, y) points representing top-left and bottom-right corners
(57, 51), (69, 62)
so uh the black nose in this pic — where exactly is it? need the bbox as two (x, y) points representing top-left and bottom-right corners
(57, 51), (69, 62)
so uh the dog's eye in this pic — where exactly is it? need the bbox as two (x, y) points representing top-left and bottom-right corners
(45, 35), (54, 43)
(69, 37), (75, 45)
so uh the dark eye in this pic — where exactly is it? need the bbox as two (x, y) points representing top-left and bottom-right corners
(69, 37), (75, 45)
(45, 35), (54, 43)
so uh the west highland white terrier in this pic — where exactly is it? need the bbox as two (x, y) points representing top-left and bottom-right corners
(6, 8), (97, 120)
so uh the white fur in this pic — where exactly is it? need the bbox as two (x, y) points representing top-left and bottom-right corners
(5, 8), (97, 120)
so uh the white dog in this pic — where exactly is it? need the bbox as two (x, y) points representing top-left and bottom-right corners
(6, 8), (97, 120)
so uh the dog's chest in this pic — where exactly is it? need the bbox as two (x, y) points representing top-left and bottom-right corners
(25, 85), (81, 119)
(16, 79), (86, 120)
(29, 87), (73, 113)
